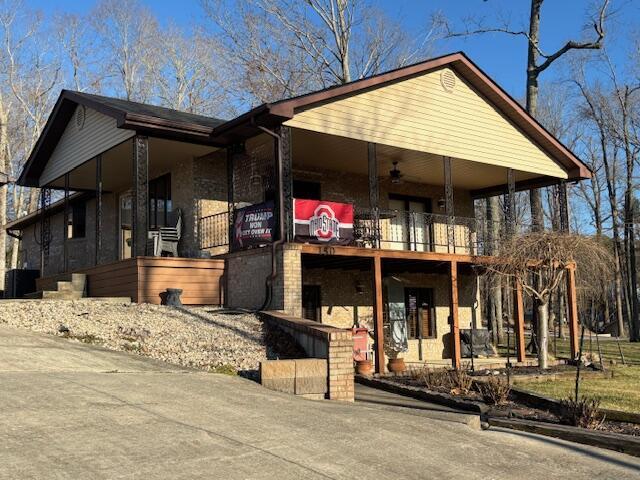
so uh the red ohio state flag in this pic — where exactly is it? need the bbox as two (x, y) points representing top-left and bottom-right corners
(294, 199), (354, 245)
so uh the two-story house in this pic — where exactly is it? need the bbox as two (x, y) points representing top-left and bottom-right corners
(6, 52), (587, 372)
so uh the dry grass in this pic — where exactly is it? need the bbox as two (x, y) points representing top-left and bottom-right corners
(515, 365), (640, 413)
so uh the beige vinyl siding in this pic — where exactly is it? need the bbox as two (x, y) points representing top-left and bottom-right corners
(40, 106), (135, 186)
(284, 68), (568, 179)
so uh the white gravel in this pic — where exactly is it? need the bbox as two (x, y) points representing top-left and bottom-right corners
(0, 300), (300, 374)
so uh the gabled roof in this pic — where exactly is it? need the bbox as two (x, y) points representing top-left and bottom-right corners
(18, 90), (227, 186)
(211, 52), (590, 181)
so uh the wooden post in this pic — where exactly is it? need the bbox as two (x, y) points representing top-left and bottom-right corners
(226, 146), (235, 249)
(514, 280), (526, 363)
(132, 136), (149, 258)
(95, 155), (102, 266)
(449, 260), (461, 368)
(566, 264), (580, 359)
(372, 255), (385, 374)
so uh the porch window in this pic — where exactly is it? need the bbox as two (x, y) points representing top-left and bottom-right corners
(405, 288), (435, 339)
(67, 201), (86, 239)
(148, 174), (172, 230)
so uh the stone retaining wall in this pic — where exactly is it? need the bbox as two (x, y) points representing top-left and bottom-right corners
(261, 311), (354, 401)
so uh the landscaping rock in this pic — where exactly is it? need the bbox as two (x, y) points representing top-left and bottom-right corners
(0, 300), (302, 375)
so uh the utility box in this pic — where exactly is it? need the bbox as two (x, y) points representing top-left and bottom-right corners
(352, 327), (370, 361)
(4, 269), (39, 298)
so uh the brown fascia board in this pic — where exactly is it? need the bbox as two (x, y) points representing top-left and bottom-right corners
(212, 51), (590, 181)
(18, 91), (224, 187)
(470, 176), (572, 199)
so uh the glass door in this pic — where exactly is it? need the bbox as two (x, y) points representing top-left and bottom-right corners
(119, 191), (132, 259)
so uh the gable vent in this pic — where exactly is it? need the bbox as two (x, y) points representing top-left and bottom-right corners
(440, 69), (456, 93)
(75, 105), (86, 131)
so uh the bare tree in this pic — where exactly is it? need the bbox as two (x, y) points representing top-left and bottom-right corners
(91, 0), (160, 102)
(443, 0), (610, 230)
(485, 232), (613, 368)
(201, 0), (437, 105)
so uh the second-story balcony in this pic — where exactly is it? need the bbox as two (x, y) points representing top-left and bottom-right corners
(198, 206), (511, 257)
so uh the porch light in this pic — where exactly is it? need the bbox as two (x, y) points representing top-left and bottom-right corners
(390, 161), (402, 184)
(438, 197), (446, 210)
(355, 281), (366, 295)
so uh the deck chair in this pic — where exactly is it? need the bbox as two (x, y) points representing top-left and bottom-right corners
(157, 209), (182, 257)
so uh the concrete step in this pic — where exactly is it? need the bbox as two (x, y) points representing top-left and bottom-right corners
(70, 273), (87, 292)
(57, 281), (75, 292)
(41, 290), (84, 300)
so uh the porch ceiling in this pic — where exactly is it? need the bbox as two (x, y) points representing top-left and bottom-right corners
(291, 128), (541, 193)
(46, 137), (218, 192)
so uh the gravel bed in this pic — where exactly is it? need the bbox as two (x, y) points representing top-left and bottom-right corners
(0, 300), (304, 376)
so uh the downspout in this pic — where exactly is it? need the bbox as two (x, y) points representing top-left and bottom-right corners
(255, 123), (286, 311)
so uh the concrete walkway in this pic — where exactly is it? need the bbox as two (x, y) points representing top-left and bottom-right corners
(1, 325), (640, 479)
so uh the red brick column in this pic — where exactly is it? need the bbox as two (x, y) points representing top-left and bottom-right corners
(327, 330), (355, 401)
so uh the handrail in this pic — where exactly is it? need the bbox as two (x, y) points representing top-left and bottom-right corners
(198, 211), (229, 249)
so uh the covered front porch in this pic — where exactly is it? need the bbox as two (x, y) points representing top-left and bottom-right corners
(298, 244), (580, 373)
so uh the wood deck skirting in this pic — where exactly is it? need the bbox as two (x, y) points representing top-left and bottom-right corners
(36, 256), (225, 305)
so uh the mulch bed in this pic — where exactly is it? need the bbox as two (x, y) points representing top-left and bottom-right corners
(385, 371), (640, 437)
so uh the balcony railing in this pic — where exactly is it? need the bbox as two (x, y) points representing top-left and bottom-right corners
(199, 207), (517, 256)
(198, 211), (229, 250)
(353, 208), (511, 256)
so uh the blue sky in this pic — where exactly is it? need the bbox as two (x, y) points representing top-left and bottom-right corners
(28, 0), (639, 100)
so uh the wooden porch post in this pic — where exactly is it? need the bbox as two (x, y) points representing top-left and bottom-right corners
(449, 260), (461, 368)
(372, 255), (385, 374)
(566, 264), (580, 359)
(95, 154), (102, 266)
(514, 280), (526, 363)
(132, 136), (149, 258)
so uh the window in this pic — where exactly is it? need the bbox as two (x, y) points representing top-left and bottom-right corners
(293, 180), (321, 200)
(67, 201), (86, 239)
(149, 174), (172, 229)
(405, 288), (436, 339)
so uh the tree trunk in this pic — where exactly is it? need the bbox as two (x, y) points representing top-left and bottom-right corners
(538, 299), (550, 369)
(487, 196), (503, 343)
(0, 99), (8, 293)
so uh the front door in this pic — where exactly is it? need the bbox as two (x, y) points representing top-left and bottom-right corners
(119, 191), (133, 260)
(387, 197), (432, 251)
(302, 285), (321, 322)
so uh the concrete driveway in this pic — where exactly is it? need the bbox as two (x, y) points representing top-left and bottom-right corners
(1, 325), (639, 480)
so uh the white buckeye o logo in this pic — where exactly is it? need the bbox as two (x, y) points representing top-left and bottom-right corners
(309, 204), (340, 241)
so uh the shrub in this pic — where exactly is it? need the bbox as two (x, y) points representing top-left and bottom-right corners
(409, 367), (473, 394)
(449, 369), (473, 394)
(478, 376), (511, 405)
(560, 396), (604, 429)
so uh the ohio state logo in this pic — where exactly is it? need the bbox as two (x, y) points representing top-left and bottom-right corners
(309, 204), (340, 241)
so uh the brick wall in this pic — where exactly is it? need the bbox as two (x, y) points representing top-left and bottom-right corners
(226, 243), (302, 315)
(262, 311), (354, 401)
(19, 193), (119, 277)
(303, 266), (480, 362)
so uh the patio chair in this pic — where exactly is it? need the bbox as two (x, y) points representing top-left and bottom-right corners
(155, 209), (182, 257)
